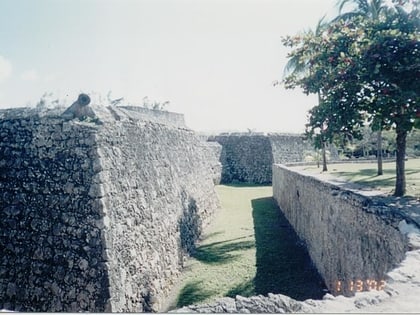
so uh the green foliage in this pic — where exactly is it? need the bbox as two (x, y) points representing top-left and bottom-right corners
(282, 0), (419, 195)
(358, 9), (419, 132)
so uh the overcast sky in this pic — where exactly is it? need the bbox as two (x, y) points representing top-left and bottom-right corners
(0, 0), (339, 133)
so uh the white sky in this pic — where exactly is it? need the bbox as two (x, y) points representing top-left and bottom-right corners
(0, 0), (339, 133)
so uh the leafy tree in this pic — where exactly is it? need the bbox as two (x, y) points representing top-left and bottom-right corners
(333, 0), (398, 175)
(283, 18), (366, 171)
(357, 8), (419, 195)
(283, 1), (419, 196)
(282, 18), (331, 171)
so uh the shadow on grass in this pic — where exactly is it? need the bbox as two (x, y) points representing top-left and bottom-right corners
(192, 238), (255, 265)
(252, 197), (328, 301)
(334, 168), (418, 190)
(226, 279), (255, 298)
(176, 280), (217, 308)
(336, 170), (396, 187)
(199, 231), (225, 242)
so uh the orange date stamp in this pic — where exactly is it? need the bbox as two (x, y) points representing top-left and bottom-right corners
(336, 279), (386, 293)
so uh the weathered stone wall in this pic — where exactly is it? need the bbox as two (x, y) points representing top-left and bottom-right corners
(199, 141), (222, 185)
(117, 106), (186, 128)
(269, 133), (312, 164)
(0, 104), (219, 312)
(0, 109), (108, 312)
(209, 133), (314, 184)
(94, 113), (219, 312)
(272, 164), (407, 296)
(212, 134), (273, 184)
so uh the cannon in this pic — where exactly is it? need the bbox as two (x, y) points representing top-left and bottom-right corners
(62, 93), (95, 120)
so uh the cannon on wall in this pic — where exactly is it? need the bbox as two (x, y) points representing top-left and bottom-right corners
(61, 93), (95, 120)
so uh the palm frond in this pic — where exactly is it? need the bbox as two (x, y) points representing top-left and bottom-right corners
(315, 15), (329, 36)
(334, 0), (389, 22)
(337, 0), (354, 14)
(331, 11), (363, 22)
(283, 55), (308, 78)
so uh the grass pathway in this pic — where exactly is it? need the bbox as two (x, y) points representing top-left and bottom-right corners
(163, 185), (326, 311)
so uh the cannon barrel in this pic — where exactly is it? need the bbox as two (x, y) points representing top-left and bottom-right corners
(61, 93), (95, 120)
(77, 93), (91, 106)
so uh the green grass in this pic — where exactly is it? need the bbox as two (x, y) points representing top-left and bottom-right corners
(296, 158), (420, 198)
(164, 185), (326, 310)
(168, 185), (262, 309)
(251, 197), (326, 299)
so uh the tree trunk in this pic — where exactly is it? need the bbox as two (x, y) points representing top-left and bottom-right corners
(322, 141), (328, 172)
(377, 129), (383, 176)
(394, 127), (407, 197)
(317, 150), (320, 168)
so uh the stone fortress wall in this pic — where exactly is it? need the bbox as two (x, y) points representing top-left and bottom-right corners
(207, 133), (318, 184)
(272, 164), (408, 296)
(0, 103), (220, 312)
(210, 134), (273, 184)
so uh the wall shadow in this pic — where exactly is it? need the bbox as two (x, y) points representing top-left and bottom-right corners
(175, 280), (216, 308)
(251, 197), (328, 300)
(192, 238), (255, 265)
(226, 279), (254, 298)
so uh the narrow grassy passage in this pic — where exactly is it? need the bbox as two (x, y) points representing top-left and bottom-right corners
(164, 185), (326, 311)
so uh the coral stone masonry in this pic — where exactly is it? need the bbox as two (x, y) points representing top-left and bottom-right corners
(209, 133), (316, 185)
(0, 101), (220, 312)
(272, 164), (408, 297)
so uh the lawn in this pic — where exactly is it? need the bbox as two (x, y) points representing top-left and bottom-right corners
(294, 158), (420, 198)
(162, 184), (326, 311)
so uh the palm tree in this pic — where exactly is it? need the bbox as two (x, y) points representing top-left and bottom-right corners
(283, 17), (330, 171)
(334, 0), (389, 21)
(283, 16), (327, 78)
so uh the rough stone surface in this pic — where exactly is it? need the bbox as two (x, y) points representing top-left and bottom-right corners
(272, 164), (408, 296)
(173, 293), (315, 313)
(199, 141), (222, 185)
(269, 134), (315, 164)
(212, 134), (273, 184)
(208, 133), (317, 184)
(0, 103), (220, 312)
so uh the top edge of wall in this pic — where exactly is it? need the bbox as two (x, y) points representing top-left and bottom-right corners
(273, 163), (419, 228)
(0, 104), (187, 129)
(206, 132), (306, 139)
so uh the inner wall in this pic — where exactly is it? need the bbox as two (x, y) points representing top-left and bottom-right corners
(273, 164), (407, 297)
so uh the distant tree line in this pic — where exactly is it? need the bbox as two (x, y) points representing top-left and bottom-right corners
(335, 127), (420, 158)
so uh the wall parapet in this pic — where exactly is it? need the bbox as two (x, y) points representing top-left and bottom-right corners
(272, 164), (408, 297)
(117, 106), (186, 128)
